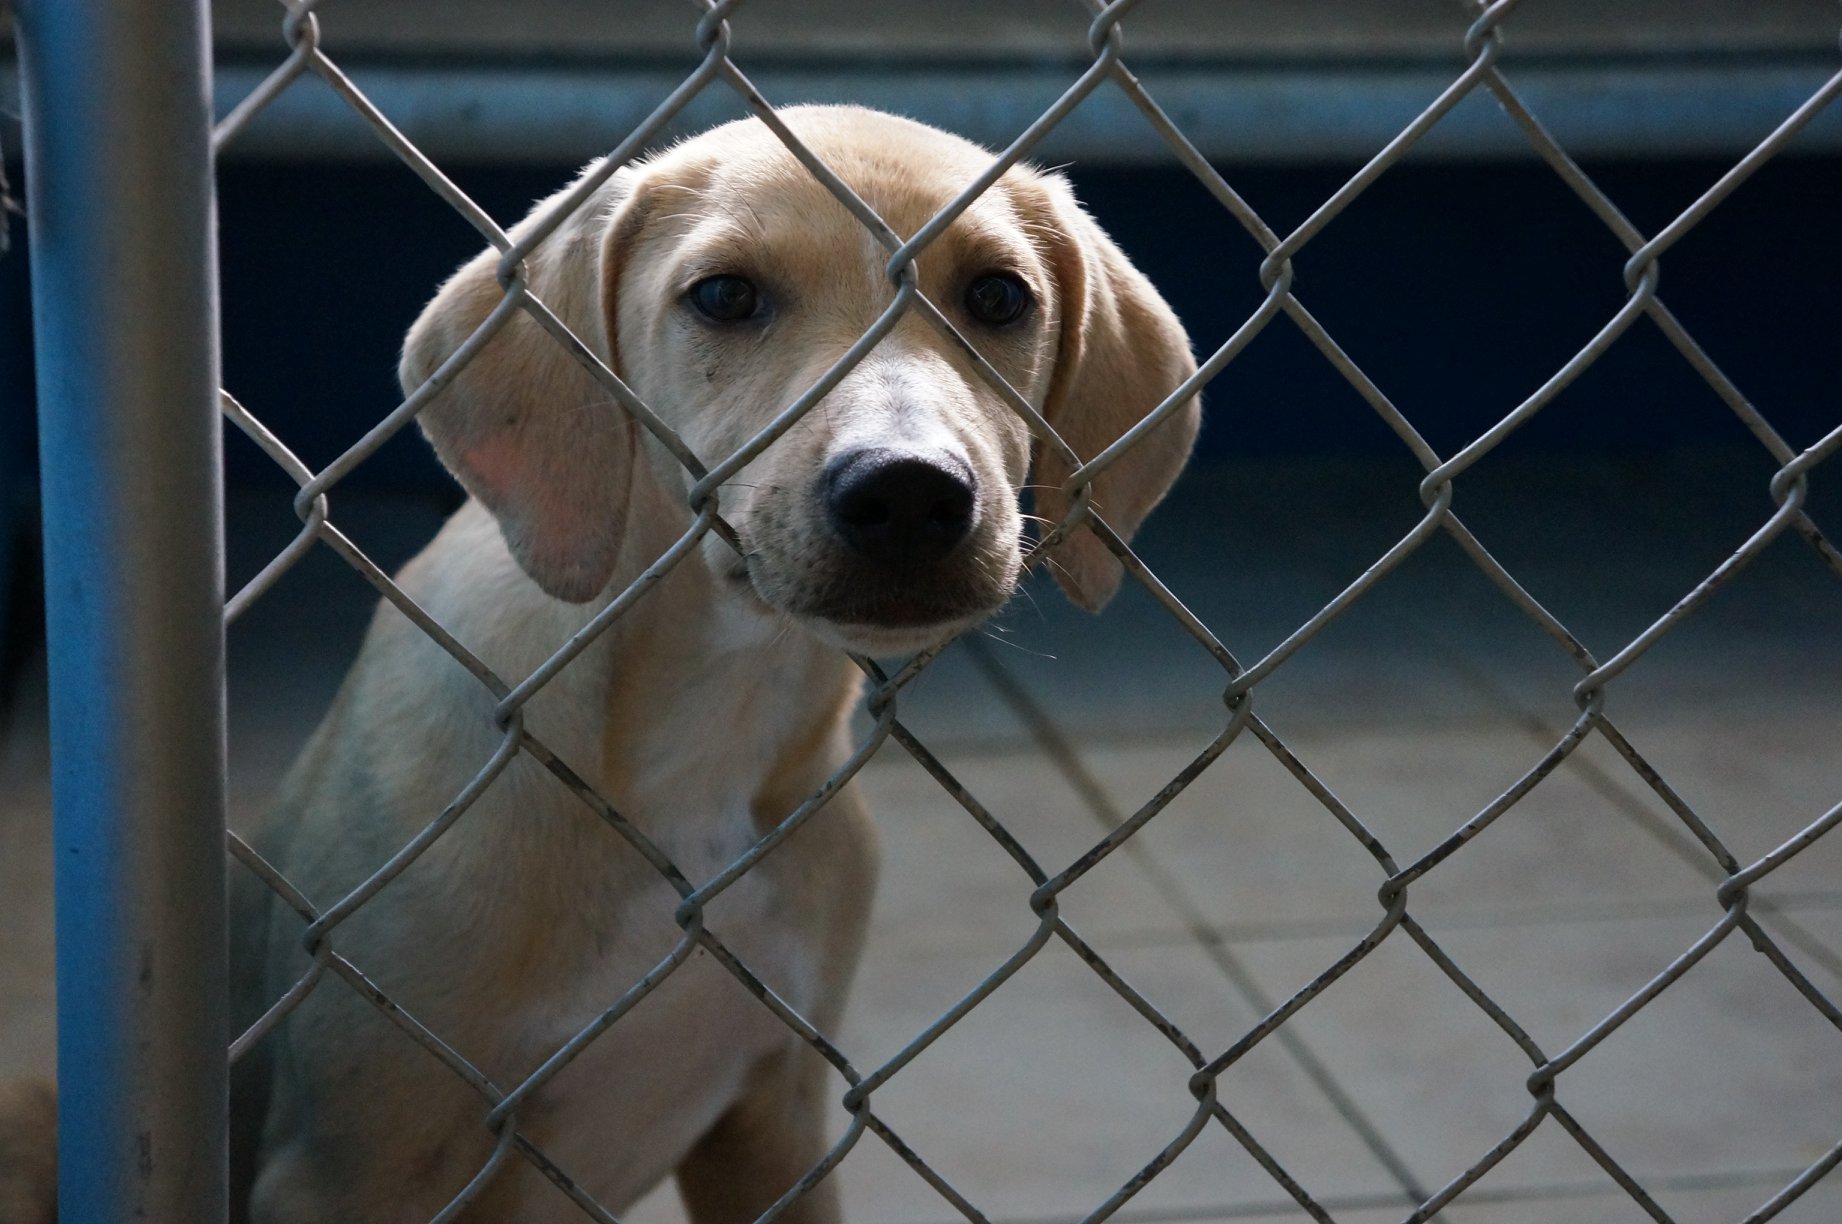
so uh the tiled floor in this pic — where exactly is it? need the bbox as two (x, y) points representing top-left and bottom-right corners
(1, 449), (1839, 1222)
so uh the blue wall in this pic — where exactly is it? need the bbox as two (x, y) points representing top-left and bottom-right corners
(3, 153), (1837, 689)
(4, 154), (1839, 491)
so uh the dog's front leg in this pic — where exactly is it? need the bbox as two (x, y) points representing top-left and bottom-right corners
(673, 1038), (842, 1224)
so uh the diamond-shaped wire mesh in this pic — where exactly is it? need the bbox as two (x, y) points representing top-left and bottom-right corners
(191, 1), (1842, 1220)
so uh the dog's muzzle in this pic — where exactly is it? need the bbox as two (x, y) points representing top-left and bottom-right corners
(780, 445), (997, 632)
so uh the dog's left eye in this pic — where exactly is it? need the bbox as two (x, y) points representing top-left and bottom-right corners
(964, 273), (1032, 327)
(688, 275), (762, 323)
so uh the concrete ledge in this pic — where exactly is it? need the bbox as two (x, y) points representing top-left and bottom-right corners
(194, 57), (1842, 165)
(4, 52), (1840, 166)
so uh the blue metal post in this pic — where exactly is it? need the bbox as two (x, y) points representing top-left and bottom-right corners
(15, 0), (229, 1217)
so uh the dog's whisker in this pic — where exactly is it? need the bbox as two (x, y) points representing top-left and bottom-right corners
(978, 627), (1056, 661)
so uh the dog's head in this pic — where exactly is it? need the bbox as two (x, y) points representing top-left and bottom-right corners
(403, 106), (1200, 655)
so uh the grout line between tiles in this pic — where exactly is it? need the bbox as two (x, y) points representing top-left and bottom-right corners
(899, 1158), (1826, 1224)
(1112, 889), (1842, 948)
(1437, 648), (1842, 985)
(962, 636), (1438, 1221)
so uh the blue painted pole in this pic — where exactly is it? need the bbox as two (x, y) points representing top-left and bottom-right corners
(15, 0), (229, 1217)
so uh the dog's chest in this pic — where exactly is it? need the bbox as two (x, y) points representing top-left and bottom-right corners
(478, 756), (827, 1200)
(340, 598), (855, 1208)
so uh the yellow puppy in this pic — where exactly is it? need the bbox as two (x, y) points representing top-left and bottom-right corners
(2, 104), (1202, 1224)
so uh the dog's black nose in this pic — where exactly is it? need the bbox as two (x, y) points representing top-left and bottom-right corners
(824, 449), (975, 565)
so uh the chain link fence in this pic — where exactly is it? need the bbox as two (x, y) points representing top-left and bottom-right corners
(16, 0), (1842, 1220)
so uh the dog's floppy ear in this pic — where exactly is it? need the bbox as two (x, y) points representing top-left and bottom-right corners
(401, 166), (648, 603)
(1024, 173), (1201, 611)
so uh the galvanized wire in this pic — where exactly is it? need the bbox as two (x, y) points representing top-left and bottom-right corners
(192, 0), (1842, 1220)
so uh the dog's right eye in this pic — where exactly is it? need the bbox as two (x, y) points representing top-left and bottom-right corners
(964, 272), (1032, 327)
(687, 275), (761, 323)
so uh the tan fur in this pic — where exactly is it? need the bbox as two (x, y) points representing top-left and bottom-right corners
(1, 105), (1200, 1222)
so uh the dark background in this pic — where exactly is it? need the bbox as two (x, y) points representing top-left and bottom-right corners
(12, 153), (1840, 480)
(3, 149), (1840, 693)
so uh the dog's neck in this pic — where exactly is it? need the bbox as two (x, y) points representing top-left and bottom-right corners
(578, 461), (863, 833)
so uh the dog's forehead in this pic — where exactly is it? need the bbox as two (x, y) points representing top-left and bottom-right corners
(661, 107), (1035, 249)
